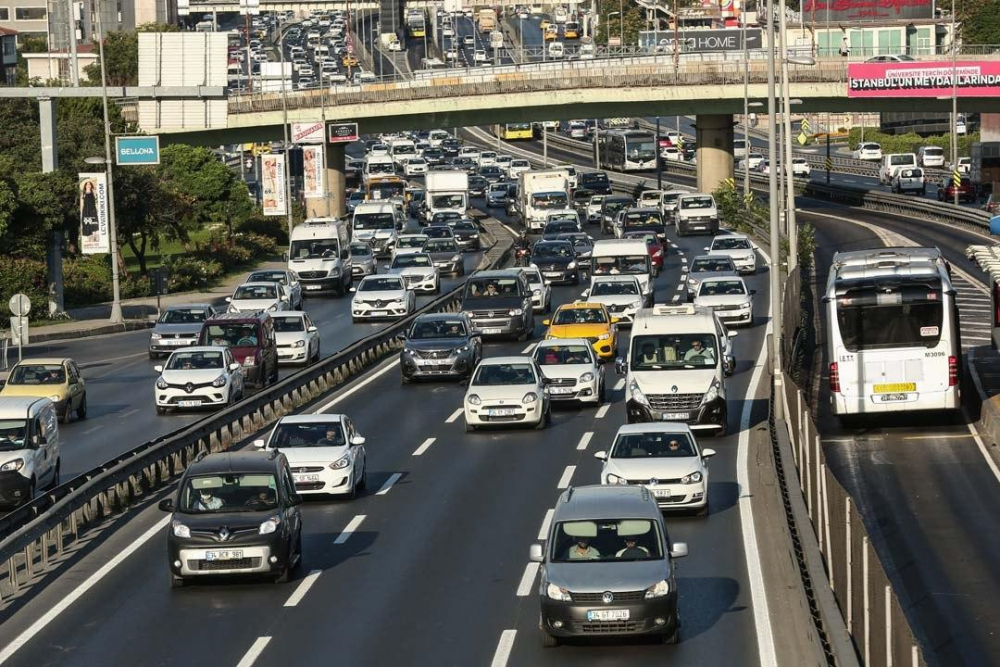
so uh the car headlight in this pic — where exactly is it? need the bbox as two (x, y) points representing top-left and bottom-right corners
(456, 345), (470, 354)
(742, 300), (752, 310)
(212, 375), (228, 388)
(171, 520), (191, 538)
(509, 308), (523, 316)
(688, 278), (697, 285)
(533, 289), (541, 296)
(451, 254), (461, 262)
(1, 459), (24, 472)
(155, 377), (169, 390)
(567, 261), (577, 269)
(579, 372), (595, 383)
(330, 454), (352, 470)
(392, 298), (405, 305)
(243, 356), (256, 366)
(258, 515), (281, 535)
(630, 380), (649, 406)
(703, 378), (720, 404)
(681, 471), (703, 484)
(606, 473), (628, 485)
(546, 582), (571, 601)
(467, 394), (482, 405)
(631, 300), (644, 310)
(522, 392), (538, 404)
(49, 394), (62, 402)
(292, 339), (306, 348)
(597, 333), (611, 341)
(151, 333), (162, 340)
(645, 579), (671, 599)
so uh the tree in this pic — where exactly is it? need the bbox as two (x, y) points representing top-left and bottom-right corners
(84, 23), (180, 87)
(157, 144), (253, 239)
(958, 0), (1000, 45)
(114, 166), (193, 274)
(15, 35), (48, 86)
(12, 170), (77, 260)
(595, 3), (645, 47)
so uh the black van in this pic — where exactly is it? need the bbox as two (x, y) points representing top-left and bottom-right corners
(460, 269), (534, 341)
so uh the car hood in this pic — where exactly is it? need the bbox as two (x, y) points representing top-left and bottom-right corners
(160, 368), (227, 383)
(405, 338), (469, 352)
(604, 457), (703, 481)
(230, 298), (280, 311)
(547, 559), (671, 592)
(538, 363), (594, 380)
(275, 331), (308, 346)
(427, 250), (459, 261)
(354, 289), (407, 301)
(467, 384), (540, 402)
(388, 266), (436, 277)
(532, 256), (575, 267)
(694, 294), (750, 308)
(1, 384), (67, 399)
(354, 229), (395, 240)
(274, 444), (348, 465)
(174, 510), (276, 533)
(708, 248), (754, 261)
(588, 294), (643, 308)
(632, 368), (716, 393)
(152, 322), (204, 336)
(463, 296), (524, 310)
(546, 323), (611, 339)
(688, 270), (736, 285)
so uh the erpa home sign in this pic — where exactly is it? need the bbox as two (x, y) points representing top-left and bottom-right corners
(115, 136), (161, 165)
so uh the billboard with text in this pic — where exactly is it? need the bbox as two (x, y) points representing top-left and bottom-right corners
(848, 62), (1000, 99)
(802, 0), (933, 22)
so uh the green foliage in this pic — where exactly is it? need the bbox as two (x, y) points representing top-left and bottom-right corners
(847, 128), (979, 157)
(237, 215), (289, 245)
(958, 0), (1000, 45)
(84, 24), (179, 87)
(162, 255), (224, 293)
(0, 258), (47, 328)
(62, 256), (150, 307)
(9, 170), (77, 260)
(713, 180), (815, 269)
(595, 2), (645, 47)
(158, 144), (254, 233)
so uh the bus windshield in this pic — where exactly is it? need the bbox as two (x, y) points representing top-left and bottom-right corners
(626, 139), (656, 162)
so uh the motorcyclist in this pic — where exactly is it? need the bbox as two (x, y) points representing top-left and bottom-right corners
(514, 230), (531, 251)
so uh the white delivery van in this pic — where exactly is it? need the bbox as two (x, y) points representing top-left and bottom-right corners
(675, 192), (720, 236)
(288, 218), (353, 295)
(364, 155), (397, 185)
(878, 153), (917, 185)
(591, 238), (654, 304)
(425, 170), (469, 222)
(0, 397), (61, 508)
(519, 169), (571, 231)
(352, 202), (402, 258)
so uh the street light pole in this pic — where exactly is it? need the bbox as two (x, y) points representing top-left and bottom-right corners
(742, 11), (750, 201)
(278, 31), (294, 235)
(94, 0), (122, 324)
(950, 0), (959, 206)
(765, 0), (783, 417)
(656, 116), (662, 189)
(779, 0), (797, 271)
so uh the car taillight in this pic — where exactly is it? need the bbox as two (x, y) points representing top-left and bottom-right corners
(829, 362), (840, 393)
(949, 356), (958, 387)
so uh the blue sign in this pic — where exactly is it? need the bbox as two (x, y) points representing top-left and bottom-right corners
(991, 215), (1000, 236)
(115, 136), (160, 165)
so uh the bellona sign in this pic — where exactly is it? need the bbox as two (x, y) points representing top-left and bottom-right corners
(115, 136), (161, 165)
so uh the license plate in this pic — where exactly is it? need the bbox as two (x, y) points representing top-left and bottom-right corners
(662, 412), (688, 420)
(878, 393), (909, 402)
(550, 386), (574, 394)
(873, 382), (916, 394)
(294, 473), (321, 482)
(489, 407), (517, 416)
(304, 284), (322, 291)
(370, 310), (387, 317)
(652, 488), (672, 498)
(587, 609), (630, 621)
(482, 328), (502, 335)
(545, 272), (563, 278)
(416, 358), (447, 365)
(205, 549), (243, 561)
(177, 400), (202, 407)
(166, 339), (189, 345)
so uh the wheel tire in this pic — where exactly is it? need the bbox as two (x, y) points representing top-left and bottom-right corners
(401, 373), (411, 384)
(465, 421), (476, 433)
(344, 472), (357, 501)
(534, 407), (548, 430)
(76, 394), (88, 419)
(26, 479), (36, 504)
(357, 460), (368, 491)
(171, 575), (186, 589)
(541, 614), (560, 648)
(156, 406), (167, 415)
(60, 403), (71, 424)
(597, 380), (606, 404)
(148, 351), (159, 360)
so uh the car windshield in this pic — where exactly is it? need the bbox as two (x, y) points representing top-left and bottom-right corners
(611, 431), (696, 458)
(167, 350), (224, 370)
(290, 239), (338, 259)
(680, 196), (714, 209)
(553, 307), (607, 325)
(393, 254), (431, 268)
(178, 473), (279, 513)
(466, 277), (520, 298)
(350, 242), (372, 257)
(489, 183), (509, 194)
(472, 363), (536, 385)
(624, 232), (657, 246)
(425, 239), (457, 252)
(431, 193), (465, 209)
(432, 211), (462, 224)
(533, 242), (573, 259)
(398, 236), (429, 249)
(630, 334), (720, 370)
(410, 319), (467, 339)
(205, 323), (259, 348)
(624, 211), (663, 227)
(248, 271), (288, 285)
(7, 364), (65, 385)
(360, 277), (403, 291)
(354, 213), (395, 230)
(0, 419), (27, 452)
(692, 257), (735, 272)
(712, 237), (752, 251)
(234, 284), (277, 300)
(550, 519), (663, 562)
(700, 280), (746, 296)
(592, 255), (649, 275)
(159, 308), (209, 324)
(425, 226), (453, 238)
(268, 421), (345, 448)
(890, 155), (914, 165)
(591, 280), (639, 296)
(273, 317), (305, 332)
(511, 160), (529, 168)
(532, 192), (568, 209)
(604, 199), (630, 213)
(534, 344), (592, 365)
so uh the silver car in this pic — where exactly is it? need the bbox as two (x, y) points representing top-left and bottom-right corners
(686, 255), (737, 301)
(149, 304), (218, 359)
(693, 277), (754, 327)
(246, 269), (303, 310)
(349, 241), (378, 278)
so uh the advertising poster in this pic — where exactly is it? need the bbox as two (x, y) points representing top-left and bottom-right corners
(261, 152), (287, 216)
(302, 144), (325, 199)
(79, 172), (110, 254)
(848, 62), (1000, 99)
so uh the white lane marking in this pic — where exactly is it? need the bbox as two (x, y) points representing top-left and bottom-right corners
(672, 295), (681, 303)
(375, 472), (403, 495)
(333, 515), (366, 545)
(283, 569), (322, 607)
(596, 402), (611, 418)
(614, 378), (625, 391)
(579, 290), (588, 297)
(118, 408), (139, 420)
(576, 432), (593, 450)
(556, 465), (576, 489)
(516, 562), (540, 596)
(77, 351), (148, 368)
(490, 630), (517, 667)
(315, 358), (400, 413)
(680, 257), (688, 263)
(236, 637), (273, 667)
(0, 516), (170, 665)
(538, 508), (554, 540)
(521, 342), (536, 354)
(413, 438), (436, 456)
(675, 285), (685, 292)
(445, 408), (464, 423)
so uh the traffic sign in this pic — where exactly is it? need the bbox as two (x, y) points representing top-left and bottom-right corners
(797, 132), (808, 146)
(8, 293), (30, 317)
(115, 136), (160, 165)
(10, 316), (28, 348)
(329, 122), (359, 144)
(800, 118), (811, 133)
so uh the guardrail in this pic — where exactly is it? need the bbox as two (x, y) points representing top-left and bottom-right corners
(0, 222), (512, 599)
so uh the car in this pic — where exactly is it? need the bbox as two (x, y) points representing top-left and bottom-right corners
(864, 54), (916, 62)
(351, 275), (416, 322)
(891, 167), (926, 195)
(400, 312), (483, 382)
(949, 156), (972, 174)
(530, 485), (687, 647)
(556, 232), (593, 263)
(423, 224), (455, 241)
(463, 34), (475, 46)
(463, 356), (551, 431)
(272, 312), (321, 365)
(479, 165), (505, 183)
(936, 176), (975, 203)
(687, 255), (737, 301)
(622, 231), (664, 277)
(660, 146), (683, 162)
(522, 266), (552, 314)
(585, 194), (606, 224)
(422, 236), (465, 275)
(1, 358), (87, 424)
(474, 48), (488, 63)
(394, 233), (431, 259)
(531, 239), (580, 285)
(0, 396), (61, 507)
(579, 171), (612, 195)
(227, 282), (289, 313)
(693, 277), (755, 327)
(706, 233), (757, 274)
(532, 338), (605, 405)
(541, 217), (582, 241)
(487, 181), (514, 208)
(544, 302), (618, 361)
(791, 158), (811, 177)
(245, 269), (304, 310)
(600, 195), (634, 235)
(615, 207), (666, 242)
(349, 240), (378, 278)
(158, 450), (303, 586)
(447, 218), (482, 251)
(388, 252), (441, 293)
(149, 304), (219, 358)
(852, 142), (883, 161)
(738, 153), (765, 171)
(583, 275), (645, 324)
(468, 175), (490, 197)
(595, 422), (715, 514)
(199, 311), (279, 390)
(547, 42), (564, 58)
(153, 346), (245, 414)
(403, 157), (428, 176)
(507, 159), (531, 179)
(918, 146), (945, 168)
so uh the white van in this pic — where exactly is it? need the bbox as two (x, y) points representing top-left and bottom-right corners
(917, 146), (945, 168)
(287, 218), (353, 295)
(675, 192), (720, 236)
(591, 238), (654, 304)
(878, 153), (917, 185)
(548, 42), (564, 58)
(0, 397), (61, 508)
(352, 202), (401, 258)
(615, 305), (734, 434)
(364, 155), (396, 184)
(428, 130), (451, 147)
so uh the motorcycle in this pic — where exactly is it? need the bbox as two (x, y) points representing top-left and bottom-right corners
(514, 246), (531, 267)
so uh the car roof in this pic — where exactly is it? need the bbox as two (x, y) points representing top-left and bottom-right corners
(471, 269), (524, 278)
(186, 451), (282, 475)
(478, 355), (535, 365)
(713, 232), (750, 241)
(414, 312), (467, 323)
(277, 413), (344, 425)
(165, 303), (213, 310)
(0, 396), (51, 416)
(615, 422), (695, 436)
(206, 311), (269, 323)
(12, 358), (71, 365)
(692, 254), (734, 263)
(591, 274), (640, 282)
(535, 337), (593, 348)
(238, 281), (280, 289)
(555, 485), (659, 521)
(557, 302), (607, 311)
(171, 345), (229, 354)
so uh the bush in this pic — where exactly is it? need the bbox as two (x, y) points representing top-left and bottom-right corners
(62, 256), (150, 308)
(163, 255), (224, 293)
(237, 215), (288, 245)
(846, 128), (980, 157)
(0, 258), (47, 328)
(239, 232), (279, 259)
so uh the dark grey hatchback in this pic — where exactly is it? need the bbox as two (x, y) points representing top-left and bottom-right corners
(159, 450), (303, 587)
(400, 313), (482, 382)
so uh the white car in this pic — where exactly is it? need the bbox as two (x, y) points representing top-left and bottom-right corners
(507, 159), (531, 178)
(351, 275), (415, 322)
(464, 356), (551, 431)
(693, 276), (754, 328)
(533, 338), (605, 405)
(226, 282), (289, 313)
(660, 146), (683, 162)
(463, 34), (475, 46)
(255, 414), (367, 499)
(595, 422), (716, 514)
(154, 347), (245, 414)
(476, 151), (498, 167)
(388, 252), (441, 293)
(403, 157), (428, 176)
(474, 48), (488, 63)
(852, 142), (883, 161)
(245, 269), (303, 310)
(738, 153), (764, 171)
(547, 42), (564, 58)
(393, 233), (430, 259)
(522, 266), (552, 313)
(272, 312), (321, 365)
(791, 158), (811, 177)
(553, 6), (568, 23)
(687, 255), (738, 301)
(706, 233), (756, 274)
(664, 131), (682, 146)
(584, 275), (645, 324)
(950, 157), (972, 174)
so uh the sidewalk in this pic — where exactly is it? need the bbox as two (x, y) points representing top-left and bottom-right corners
(24, 260), (284, 344)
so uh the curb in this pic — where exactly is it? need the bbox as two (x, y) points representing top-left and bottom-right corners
(26, 320), (152, 345)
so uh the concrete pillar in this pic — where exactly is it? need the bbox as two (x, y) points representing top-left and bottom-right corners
(326, 142), (347, 218)
(695, 114), (734, 194)
(39, 97), (64, 316)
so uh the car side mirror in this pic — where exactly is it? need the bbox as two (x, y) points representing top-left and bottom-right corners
(33, 434), (47, 447)
(281, 296), (289, 302)
(749, 290), (757, 295)
(594, 450), (607, 461)
(350, 435), (366, 445)
(153, 365), (164, 374)
(158, 498), (175, 512)
(253, 438), (267, 449)
(615, 357), (625, 376)
(542, 319), (550, 326)
(225, 297), (232, 303)
(229, 363), (242, 372)
(349, 287), (356, 293)
(307, 326), (318, 333)
(529, 543), (544, 562)
(727, 330), (739, 339)
(289, 494), (304, 506)
(610, 316), (620, 324)
(670, 542), (689, 559)
(702, 448), (717, 459)
(702, 247), (709, 251)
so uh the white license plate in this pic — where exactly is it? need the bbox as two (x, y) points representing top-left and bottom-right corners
(294, 473), (321, 482)
(304, 284), (322, 291)
(370, 310), (388, 317)
(205, 549), (243, 561)
(416, 358), (447, 365)
(481, 328), (503, 335)
(166, 339), (189, 345)
(652, 488), (673, 498)
(489, 407), (517, 416)
(550, 386), (574, 394)
(662, 412), (688, 420)
(545, 272), (563, 278)
(878, 393), (909, 402)
(587, 609), (630, 622)
(177, 400), (202, 407)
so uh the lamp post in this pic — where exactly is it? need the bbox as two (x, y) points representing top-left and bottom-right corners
(765, 0), (783, 418)
(277, 30), (294, 235)
(745, 102), (764, 199)
(950, 0), (958, 206)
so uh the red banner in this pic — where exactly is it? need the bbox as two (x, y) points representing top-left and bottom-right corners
(847, 61), (1000, 98)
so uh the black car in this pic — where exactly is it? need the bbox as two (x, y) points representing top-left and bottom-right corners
(423, 147), (445, 165)
(424, 224), (455, 240)
(601, 195), (634, 235)
(400, 313), (483, 382)
(572, 188), (596, 218)
(449, 218), (481, 251)
(430, 210), (463, 227)
(451, 157), (479, 175)
(159, 451), (303, 587)
(579, 171), (612, 195)
(440, 138), (461, 157)
(468, 175), (490, 198)
(479, 165), (505, 183)
(541, 219), (582, 241)
(531, 239), (580, 285)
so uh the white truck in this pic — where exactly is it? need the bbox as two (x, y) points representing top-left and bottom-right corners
(425, 171), (469, 223)
(352, 202), (402, 258)
(518, 169), (571, 232)
(287, 218), (353, 295)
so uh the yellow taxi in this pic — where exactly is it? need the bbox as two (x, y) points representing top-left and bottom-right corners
(1, 358), (88, 423)
(564, 23), (579, 39)
(540, 18), (552, 30)
(542, 303), (618, 360)
(543, 24), (559, 41)
(342, 54), (359, 67)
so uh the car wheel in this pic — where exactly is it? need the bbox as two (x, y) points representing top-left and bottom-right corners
(344, 472), (357, 501)
(541, 615), (560, 648)
(171, 575), (186, 589)
(156, 406), (167, 415)
(357, 460), (368, 491)
(76, 394), (88, 419)
(465, 420), (476, 433)
(534, 407), (548, 430)
(597, 380), (606, 404)
(148, 351), (159, 360)
(60, 403), (71, 424)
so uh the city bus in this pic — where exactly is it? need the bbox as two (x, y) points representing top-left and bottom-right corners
(825, 247), (961, 421)
(599, 130), (657, 171)
(494, 123), (534, 141)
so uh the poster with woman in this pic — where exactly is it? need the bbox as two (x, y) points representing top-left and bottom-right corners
(78, 173), (110, 254)
(261, 153), (287, 216)
(302, 145), (324, 199)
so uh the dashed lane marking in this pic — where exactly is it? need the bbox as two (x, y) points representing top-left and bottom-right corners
(333, 515), (366, 545)
(413, 438), (436, 456)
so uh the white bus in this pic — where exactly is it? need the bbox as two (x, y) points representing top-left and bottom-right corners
(825, 247), (960, 420)
(599, 130), (657, 172)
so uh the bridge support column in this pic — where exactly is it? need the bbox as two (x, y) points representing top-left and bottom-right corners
(325, 142), (346, 218)
(695, 114), (734, 194)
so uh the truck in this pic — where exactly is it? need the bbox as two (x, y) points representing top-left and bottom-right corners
(518, 169), (571, 232)
(425, 170), (469, 223)
(477, 8), (496, 33)
(380, 32), (402, 51)
(406, 9), (426, 38)
(258, 62), (293, 92)
(971, 141), (1000, 198)
(287, 218), (353, 295)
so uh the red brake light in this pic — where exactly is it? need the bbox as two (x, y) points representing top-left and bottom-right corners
(829, 362), (841, 394)
(949, 356), (958, 387)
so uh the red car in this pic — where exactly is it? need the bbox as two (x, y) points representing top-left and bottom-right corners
(936, 177), (975, 204)
(623, 231), (664, 276)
